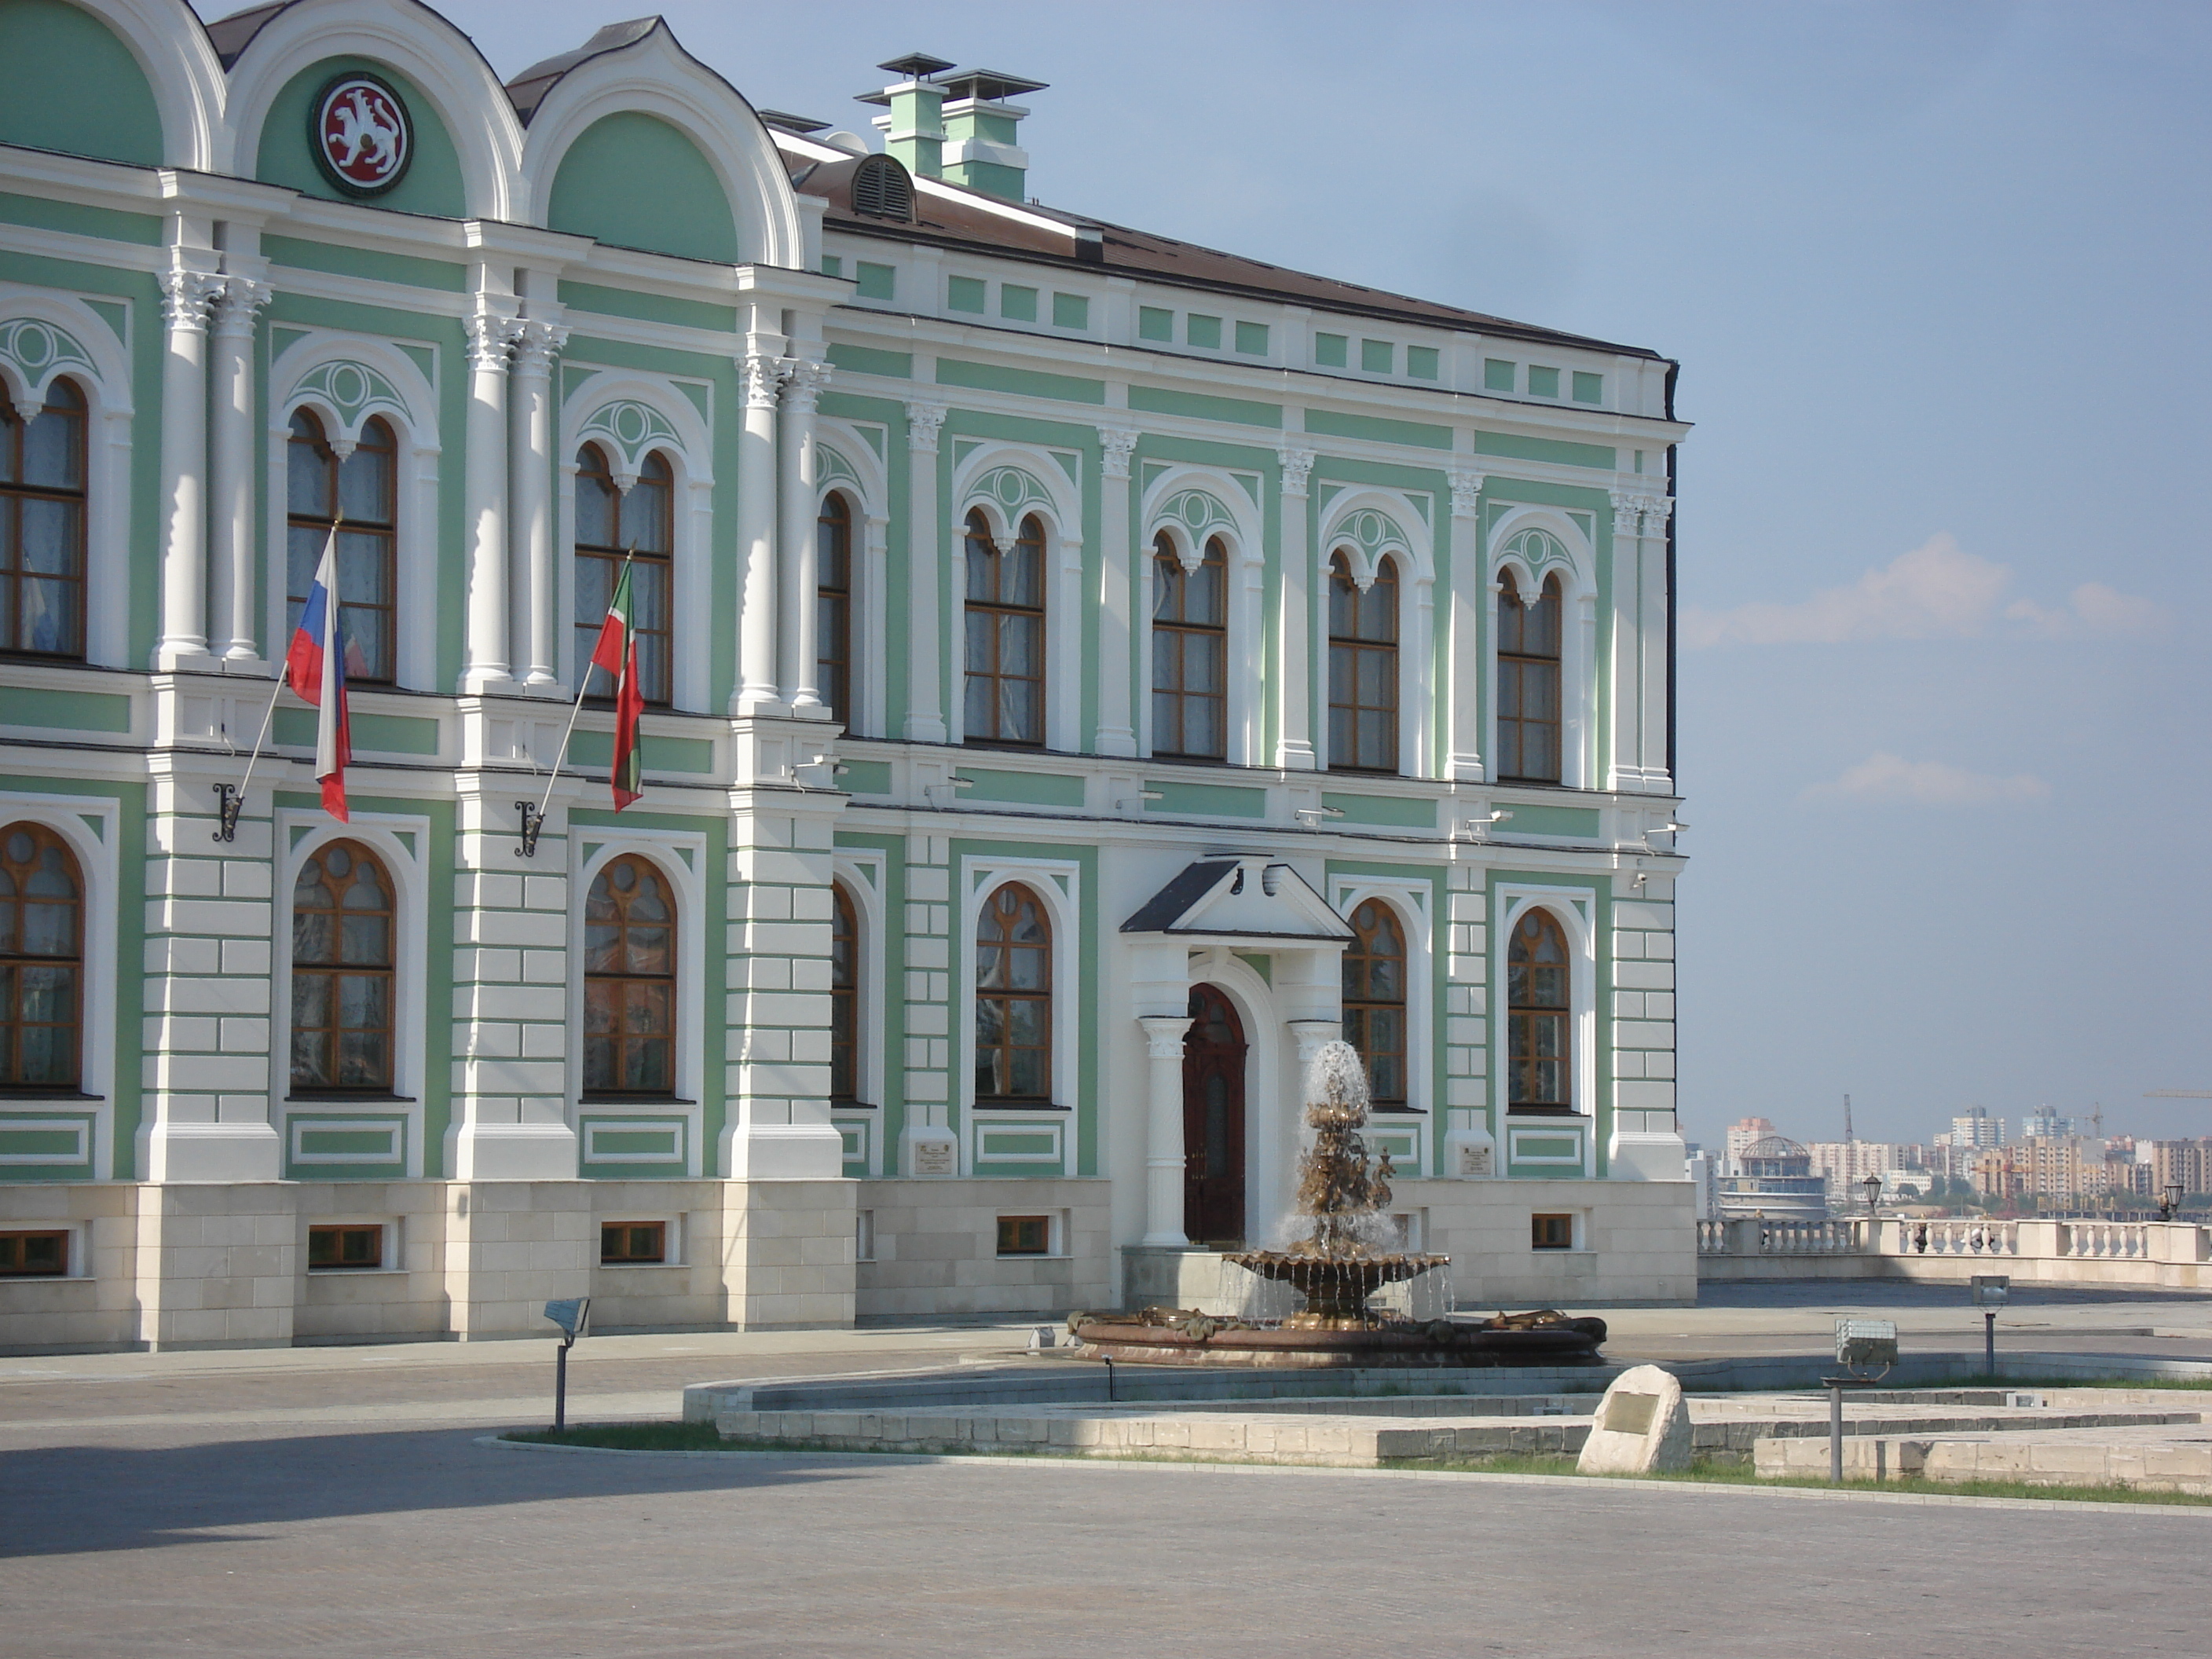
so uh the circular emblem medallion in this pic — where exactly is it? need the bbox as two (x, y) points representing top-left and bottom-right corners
(309, 72), (412, 197)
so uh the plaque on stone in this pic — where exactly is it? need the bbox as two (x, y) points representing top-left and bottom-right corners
(1576, 1363), (1691, 1475)
(910, 1138), (956, 1177)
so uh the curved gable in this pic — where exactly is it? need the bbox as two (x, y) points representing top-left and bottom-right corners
(547, 111), (738, 265)
(253, 55), (467, 217)
(0, 0), (165, 167)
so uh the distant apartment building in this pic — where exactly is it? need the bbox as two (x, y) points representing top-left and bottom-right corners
(2149, 1140), (2212, 1198)
(1942, 1108), (2006, 1149)
(2022, 1107), (2078, 1139)
(1723, 1117), (1780, 1171)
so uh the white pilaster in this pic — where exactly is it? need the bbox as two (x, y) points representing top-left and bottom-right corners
(1445, 467), (1485, 781)
(1640, 495), (1674, 791)
(1275, 444), (1317, 770)
(1093, 427), (1140, 756)
(1139, 1014), (1194, 1246)
(461, 311), (522, 694)
(777, 357), (831, 716)
(511, 318), (568, 690)
(207, 277), (270, 668)
(734, 344), (786, 715)
(902, 401), (947, 742)
(153, 265), (221, 672)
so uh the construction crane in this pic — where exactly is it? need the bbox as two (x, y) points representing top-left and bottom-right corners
(2146, 1091), (2212, 1099)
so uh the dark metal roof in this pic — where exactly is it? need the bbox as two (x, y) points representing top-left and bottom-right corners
(1120, 860), (1239, 934)
(203, 2), (287, 68)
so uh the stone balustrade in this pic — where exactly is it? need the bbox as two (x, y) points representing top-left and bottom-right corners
(1697, 1214), (2212, 1290)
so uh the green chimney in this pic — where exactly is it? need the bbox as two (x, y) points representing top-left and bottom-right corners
(859, 52), (953, 179)
(858, 60), (1048, 201)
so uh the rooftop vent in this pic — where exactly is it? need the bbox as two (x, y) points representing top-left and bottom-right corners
(851, 153), (914, 222)
(855, 53), (1046, 200)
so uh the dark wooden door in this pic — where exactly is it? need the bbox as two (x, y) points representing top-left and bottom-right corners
(1182, 983), (1247, 1246)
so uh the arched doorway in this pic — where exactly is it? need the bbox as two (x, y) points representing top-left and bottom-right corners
(1182, 983), (1247, 1245)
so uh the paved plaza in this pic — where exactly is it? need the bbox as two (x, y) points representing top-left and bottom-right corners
(4, 1284), (2210, 1657)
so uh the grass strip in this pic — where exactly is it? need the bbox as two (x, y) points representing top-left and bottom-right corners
(1380, 1452), (2212, 1506)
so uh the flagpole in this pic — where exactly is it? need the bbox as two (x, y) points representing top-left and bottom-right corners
(516, 548), (632, 859)
(216, 517), (340, 843)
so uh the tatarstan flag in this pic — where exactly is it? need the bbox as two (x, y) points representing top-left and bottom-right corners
(588, 560), (643, 809)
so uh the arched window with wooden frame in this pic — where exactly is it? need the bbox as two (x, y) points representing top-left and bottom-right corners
(1152, 531), (1227, 760)
(0, 823), (82, 1090)
(289, 840), (396, 1094)
(583, 854), (676, 1097)
(963, 509), (1045, 746)
(574, 445), (674, 706)
(1342, 899), (1408, 1109)
(830, 880), (861, 1104)
(1497, 569), (1562, 783)
(0, 378), (87, 661)
(1507, 908), (1573, 1113)
(818, 491), (853, 727)
(1328, 551), (1397, 773)
(974, 882), (1050, 1102)
(287, 408), (397, 684)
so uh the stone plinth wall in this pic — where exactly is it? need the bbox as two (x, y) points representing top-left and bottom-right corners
(853, 1178), (1112, 1319)
(1396, 1177), (1697, 1306)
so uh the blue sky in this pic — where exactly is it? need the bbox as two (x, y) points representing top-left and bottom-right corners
(379, 0), (2210, 1148)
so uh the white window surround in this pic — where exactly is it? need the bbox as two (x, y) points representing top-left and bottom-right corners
(269, 812), (432, 1179)
(558, 372), (716, 712)
(267, 332), (441, 690)
(831, 850), (889, 1134)
(816, 420), (890, 739)
(0, 287), (137, 670)
(1485, 504), (1598, 791)
(303, 1214), (405, 1276)
(566, 830), (708, 1177)
(1328, 877), (1434, 1140)
(993, 1208), (1070, 1258)
(1135, 468), (1265, 767)
(957, 856), (1082, 1140)
(1314, 489), (1436, 779)
(1491, 881), (1600, 1177)
(0, 1216), (93, 1277)
(947, 445), (1084, 753)
(595, 1210), (686, 1268)
(0, 793), (120, 1177)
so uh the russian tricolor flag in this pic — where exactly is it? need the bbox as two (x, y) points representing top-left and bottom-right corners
(284, 537), (350, 821)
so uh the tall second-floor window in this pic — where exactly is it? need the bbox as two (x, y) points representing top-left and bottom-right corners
(975, 883), (1050, 1101)
(1152, 533), (1226, 760)
(964, 510), (1044, 745)
(1507, 908), (1572, 1112)
(290, 840), (395, 1094)
(0, 823), (82, 1090)
(818, 492), (852, 726)
(287, 410), (396, 683)
(583, 855), (676, 1097)
(1497, 571), (1562, 782)
(0, 379), (86, 660)
(1328, 552), (1397, 772)
(575, 446), (672, 705)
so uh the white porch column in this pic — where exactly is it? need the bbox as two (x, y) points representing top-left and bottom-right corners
(1445, 468), (1485, 782)
(207, 277), (270, 667)
(511, 319), (568, 689)
(153, 266), (222, 671)
(903, 401), (947, 742)
(1139, 1014), (1194, 1247)
(461, 313), (521, 694)
(733, 344), (785, 715)
(1093, 427), (1140, 756)
(777, 357), (831, 716)
(1274, 444), (1317, 770)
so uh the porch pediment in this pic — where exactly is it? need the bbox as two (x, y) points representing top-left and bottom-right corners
(1119, 857), (1353, 945)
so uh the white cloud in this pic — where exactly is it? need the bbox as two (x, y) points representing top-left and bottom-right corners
(1683, 534), (2161, 647)
(1798, 753), (2051, 808)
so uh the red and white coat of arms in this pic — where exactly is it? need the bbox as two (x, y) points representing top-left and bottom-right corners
(311, 73), (412, 196)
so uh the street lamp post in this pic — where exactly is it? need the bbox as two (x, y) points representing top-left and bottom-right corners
(2159, 1182), (2185, 1223)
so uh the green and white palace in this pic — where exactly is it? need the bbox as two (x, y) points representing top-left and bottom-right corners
(0, 0), (1693, 1350)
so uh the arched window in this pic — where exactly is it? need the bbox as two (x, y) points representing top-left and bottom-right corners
(0, 823), (82, 1089)
(1497, 570), (1562, 783)
(975, 883), (1050, 1101)
(1507, 909), (1572, 1112)
(830, 880), (860, 1103)
(287, 409), (397, 684)
(290, 840), (395, 1093)
(575, 445), (673, 706)
(1342, 899), (1408, 1108)
(0, 379), (86, 660)
(818, 492), (852, 727)
(583, 855), (676, 1097)
(1152, 532), (1226, 760)
(964, 509), (1045, 745)
(1328, 551), (1397, 772)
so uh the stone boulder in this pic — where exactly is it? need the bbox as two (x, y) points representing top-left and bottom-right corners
(1575, 1364), (1691, 1475)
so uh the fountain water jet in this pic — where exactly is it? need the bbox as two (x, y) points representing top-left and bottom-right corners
(1073, 1040), (1607, 1368)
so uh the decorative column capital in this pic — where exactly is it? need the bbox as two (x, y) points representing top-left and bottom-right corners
(1287, 1017), (1342, 1066)
(510, 319), (569, 379)
(1446, 467), (1485, 518)
(465, 312), (525, 373)
(905, 400), (947, 453)
(159, 268), (225, 334)
(209, 276), (272, 339)
(1097, 426), (1140, 480)
(1610, 488), (1668, 538)
(1642, 494), (1675, 537)
(1137, 1015), (1194, 1060)
(1277, 443), (1316, 498)
(742, 351), (789, 410)
(778, 356), (831, 414)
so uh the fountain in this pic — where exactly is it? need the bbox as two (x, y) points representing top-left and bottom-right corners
(1072, 1041), (1607, 1368)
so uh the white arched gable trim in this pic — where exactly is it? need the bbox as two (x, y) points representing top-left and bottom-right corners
(948, 445), (1084, 751)
(1484, 504), (1598, 790)
(816, 424), (888, 738)
(222, 0), (525, 218)
(1485, 504), (1594, 598)
(1139, 467), (1262, 567)
(1492, 884), (1599, 1147)
(72, 0), (226, 170)
(266, 331), (441, 688)
(518, 21), (803, 269)
(557, 374), (713, 711)
(1135, 466), (1265, 766)
(1319, 489), (1434, 588)
(0, 290), (137, 668)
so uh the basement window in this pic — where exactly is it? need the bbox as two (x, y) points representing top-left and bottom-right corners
(602, 1221), (668, 1265)
(1531, 1214), (1575, 1251)
(0, 1229), (68, 1276)
(307, 1224), (383, 1271)
(996, 1215), (1051, 1256)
